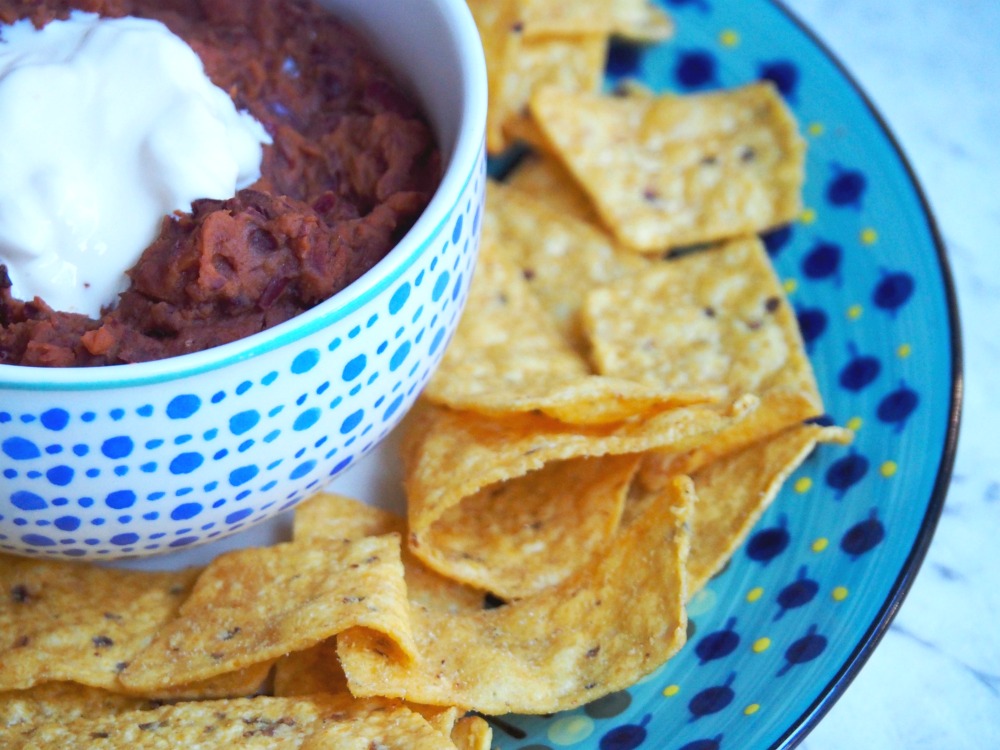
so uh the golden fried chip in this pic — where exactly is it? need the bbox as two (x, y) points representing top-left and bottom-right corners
(520, 0), (674, 42)
(583, 236), (823, 469)
(0, 556), (199, 691)
(402, 398), (740, 563)
(11, 694), (457, 750)
(424, 236), (716, 423)
(273, 639), (349, 698)
(119, 536), (413, 692)
(484, 180), (650, 353)
(451, 715), (494, 750)
(467, 0), (522, 154)
(0, 683), (156, 745)
(291, 492), (486, 615)
(505, 153), (601, 226)
(418, 454), (640, 599)
(340, 476), (693, 714)
(687, 424), (853, 595)
(531, 82), (805, 251)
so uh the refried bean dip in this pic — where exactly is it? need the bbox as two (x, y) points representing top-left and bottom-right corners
(0, 0), (441, 367)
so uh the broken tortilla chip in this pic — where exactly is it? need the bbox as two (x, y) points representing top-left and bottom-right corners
(520, 0), (675, 42)
(530, 82), (805, 251)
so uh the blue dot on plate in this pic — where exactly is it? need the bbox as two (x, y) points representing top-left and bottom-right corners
(451, 213), (463, 244)
(110, 533), (140, 546)
(40, 408), (70, 431)
(167, 394), (201, 420)
(292, 348), (320, 374)
(675, 49), (717, 89)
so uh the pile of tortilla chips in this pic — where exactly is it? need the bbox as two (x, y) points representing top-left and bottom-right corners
(1, 2), (853, 746)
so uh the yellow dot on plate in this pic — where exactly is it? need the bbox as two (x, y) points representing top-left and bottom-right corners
(897, 343), (912, 358)
(783, 278), (798, 294)
(812, 537), (829, 553)
(752, 637), (771, 653)
(800, 207), (817, 224)
(832, 586), (849, 602)
(860, 227), (879, 245)
(719, 29), (740, 46)
(663, 684), (681, 698)
(744, 703), (761, 716)
(808, 122), (824, 137)
(847, 304), (863, 320)
(746, 587), (764, 603)
(547, 715), (594, 746)
(794, 476), (812, 494)
(846, 416), (863, 432)
(881, 460), (898, 478)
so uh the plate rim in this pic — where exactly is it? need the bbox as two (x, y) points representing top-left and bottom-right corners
(763, 1), (964, 746)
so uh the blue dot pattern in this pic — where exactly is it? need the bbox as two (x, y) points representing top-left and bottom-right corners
(0, 143), (485, 560)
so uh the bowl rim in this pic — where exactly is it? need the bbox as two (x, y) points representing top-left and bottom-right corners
(0, 0), (487, 392)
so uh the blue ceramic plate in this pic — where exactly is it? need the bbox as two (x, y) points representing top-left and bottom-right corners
(478, 1), (961, 749)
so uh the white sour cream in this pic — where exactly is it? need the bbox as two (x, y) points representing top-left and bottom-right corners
(0, 11), (272, 318)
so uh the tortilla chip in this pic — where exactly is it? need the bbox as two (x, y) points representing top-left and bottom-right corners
(403, 398), (743, 561)
(499, 33), (608, 155)
(340, 476), (693, 715)
(484, 180), (650, 354)
(291, 492), (487, 615)
(273, 639), (349, 698)
(0, 683), (157, 745)
(451, 715), (494, 750)
(10, 694), (458, 750)
(520, 0), (674, 42)
(0, 556), (199, 691)
(467, 0), (522, 154)
(119, 536), (414, 692)
(418, 454), (640, 598)
(687, 424), (853, 595)
(583, 236), (822, 470)
(424, 235), (717, 423)
(531, 82), (806, 251)
(505, 153), (601, 226)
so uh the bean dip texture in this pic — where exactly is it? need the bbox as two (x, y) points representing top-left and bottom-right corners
(0, 0), (441, 366)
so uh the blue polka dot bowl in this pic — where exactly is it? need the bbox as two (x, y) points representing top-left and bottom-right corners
(0, 0), (487, 560)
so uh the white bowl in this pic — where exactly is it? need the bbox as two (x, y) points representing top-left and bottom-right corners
(0, 0), (487, 560)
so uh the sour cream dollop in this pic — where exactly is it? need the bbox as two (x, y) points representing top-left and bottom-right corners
(0, 11), (272, 318)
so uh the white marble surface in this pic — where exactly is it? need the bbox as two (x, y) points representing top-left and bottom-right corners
(778, 1), (1000, 747)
